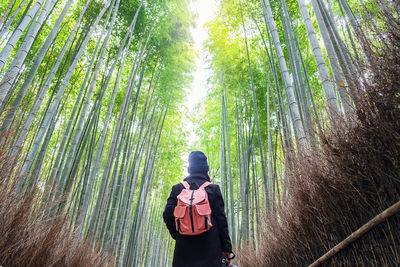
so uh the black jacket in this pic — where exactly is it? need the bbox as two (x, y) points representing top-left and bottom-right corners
(163, 173), (232, 267)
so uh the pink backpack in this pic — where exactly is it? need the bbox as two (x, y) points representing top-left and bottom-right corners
(173, 181), (213, 235)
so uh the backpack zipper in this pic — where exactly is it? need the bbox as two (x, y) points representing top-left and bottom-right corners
(189, 190), (195, 233)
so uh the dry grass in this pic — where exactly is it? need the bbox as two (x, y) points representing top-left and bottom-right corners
(237, 8), (400, 267)
(0, 131), (113, 266)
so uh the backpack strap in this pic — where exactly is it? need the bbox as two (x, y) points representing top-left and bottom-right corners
(199, 181), (211, 189)
(181, 181), (190, 189)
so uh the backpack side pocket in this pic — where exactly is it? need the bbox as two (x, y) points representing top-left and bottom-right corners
(174, 206), (190, 233)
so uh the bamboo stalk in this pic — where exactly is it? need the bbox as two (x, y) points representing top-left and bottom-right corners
(309, 200), (400, 267)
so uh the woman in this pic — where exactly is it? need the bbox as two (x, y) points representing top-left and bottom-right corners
(163, 151), (233, 267)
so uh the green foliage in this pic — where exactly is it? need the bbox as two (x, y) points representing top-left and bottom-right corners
(0, 0), (389, 263)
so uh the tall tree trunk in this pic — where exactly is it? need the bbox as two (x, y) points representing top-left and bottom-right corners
(0, 0), (73, 132)
(58, 0), (120, 201)
(239, 0), (270, 210)
(0, 0), (44, 73)
(260, 0), (308, 151)
(0, 0), (57, 108)
(10, 0), (91, 158)
(296, 0), (340, 121)
(17, 0), (112, 186)
(0, 0), (19, 36)
(310, 0), (354, 115)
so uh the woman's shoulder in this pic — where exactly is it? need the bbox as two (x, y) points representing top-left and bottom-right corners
(171, 182), (185, 191)
(206, 183), (220, 189)
(205, 183), (221, 194)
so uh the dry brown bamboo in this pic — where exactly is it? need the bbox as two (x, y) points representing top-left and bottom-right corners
(309, 200), (400, 267)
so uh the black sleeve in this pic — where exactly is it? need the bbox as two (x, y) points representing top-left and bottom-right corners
(212, 185), (233, 253)
(163, 185), (179, 239)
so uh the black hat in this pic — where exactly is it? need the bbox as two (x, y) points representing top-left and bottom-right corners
(187, 151), (209, 174)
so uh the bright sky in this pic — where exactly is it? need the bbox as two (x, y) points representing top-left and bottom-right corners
(181, 0), (218, 174)
(186, 0), (218, 109)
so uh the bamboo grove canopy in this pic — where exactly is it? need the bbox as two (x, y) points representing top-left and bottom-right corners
(0, 0), (398, 266)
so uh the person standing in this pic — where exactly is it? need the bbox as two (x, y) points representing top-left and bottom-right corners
(163, 151), (234, 267)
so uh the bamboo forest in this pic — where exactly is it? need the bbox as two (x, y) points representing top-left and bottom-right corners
(0, 0), (399, 265)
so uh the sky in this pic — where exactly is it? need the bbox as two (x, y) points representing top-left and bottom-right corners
(186, 0), (218, 108)
(181, 0), (218, 173)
